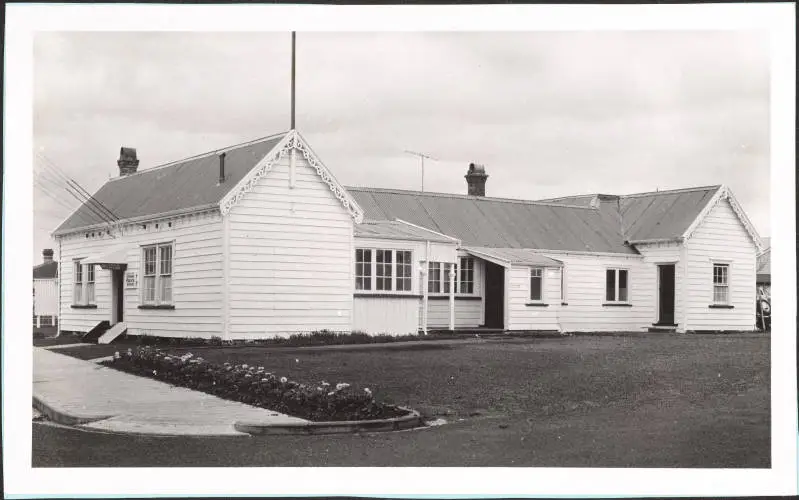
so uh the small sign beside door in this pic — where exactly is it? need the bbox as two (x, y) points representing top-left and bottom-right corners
(125, 271), (138, 288)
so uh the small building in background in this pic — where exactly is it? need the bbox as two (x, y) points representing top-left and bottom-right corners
(33, 248), (59, 330)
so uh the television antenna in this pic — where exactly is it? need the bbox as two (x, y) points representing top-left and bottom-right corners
(404, 150), (437, 192)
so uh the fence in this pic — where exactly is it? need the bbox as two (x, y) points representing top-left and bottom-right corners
(33, 278), (59, 329)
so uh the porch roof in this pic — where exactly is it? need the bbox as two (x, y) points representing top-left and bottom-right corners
(83, 246), (128, 266)
(463, 246), (563, 268)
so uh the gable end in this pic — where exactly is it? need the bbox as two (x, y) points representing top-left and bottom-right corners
(683, 185), (763, 252)
(219, 130), (364, 223)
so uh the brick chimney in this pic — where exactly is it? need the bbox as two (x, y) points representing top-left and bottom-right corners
(42, 248), (54, 263)
(465, 163), (488, 196)
(118, 147), (139, 176)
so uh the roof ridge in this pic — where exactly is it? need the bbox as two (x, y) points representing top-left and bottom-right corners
(345, 185), (596, 210)
(620, 184), (722, 199)
(107, 131), (289, 182)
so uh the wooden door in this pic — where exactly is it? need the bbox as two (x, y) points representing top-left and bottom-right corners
(483, 261), (505, 329)
(657, 264), (675, 325)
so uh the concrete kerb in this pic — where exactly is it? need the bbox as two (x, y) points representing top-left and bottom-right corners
(32, 394), (115, 426)
(234, 406), (425, 436)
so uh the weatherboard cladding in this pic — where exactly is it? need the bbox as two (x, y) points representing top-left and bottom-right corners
(54, 133), (287, 234)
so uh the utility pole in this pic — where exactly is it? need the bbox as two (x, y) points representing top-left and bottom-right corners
(404, 150), (437, 192)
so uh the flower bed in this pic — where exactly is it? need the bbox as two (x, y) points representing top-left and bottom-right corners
(101, 347), (408, 422)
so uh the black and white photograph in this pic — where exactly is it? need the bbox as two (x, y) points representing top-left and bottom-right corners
(4, 3), (796, 499)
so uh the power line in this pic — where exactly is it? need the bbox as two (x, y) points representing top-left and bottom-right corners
(34, 167), (113, 225)
(37, 153), (120, 223)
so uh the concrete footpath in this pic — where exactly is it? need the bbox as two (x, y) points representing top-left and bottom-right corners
(33, 347), (306, 436)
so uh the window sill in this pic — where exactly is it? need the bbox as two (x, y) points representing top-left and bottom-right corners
(428, 295), (482, 301)
(354, 293), (422, 299)
(525, 302), (549, 307)
(708, 304), (734, 309)
(561, 302), (569, 306)
(138, 304), (176, 310)
(70, 304), (97, 309)
(603, 303), (632, 307)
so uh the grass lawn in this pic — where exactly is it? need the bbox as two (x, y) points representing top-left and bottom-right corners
(33, 332), (90, 348)
(41, 333), (770, 467)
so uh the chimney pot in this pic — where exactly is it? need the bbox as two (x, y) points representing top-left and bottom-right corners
(118, 147), (139, 176)
(465, 163), (489, 196)
(42, 248), (54, 263)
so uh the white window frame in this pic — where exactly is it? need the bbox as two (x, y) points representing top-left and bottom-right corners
(426, 261), (462, 296)
(712, 262), (730, 305)
(560, 267), (567, 303)
(458, 257), (475, 295)
(529, 267), (545, 302)
(73, 259), (83, 305)
(141, 242), (174, 306)
(355, 249), (372, 291)
(354, 248), (414, 295)
(605, 267), (630, 303)
(86, 263), (96, 304)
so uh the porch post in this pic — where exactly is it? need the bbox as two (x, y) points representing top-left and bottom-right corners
(448, 264), (455, 331)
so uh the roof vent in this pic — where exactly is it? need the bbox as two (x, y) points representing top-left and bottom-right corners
(465, 163), (488, 197)
(218, 152), (226, 184)
(118, 147), (139, 176)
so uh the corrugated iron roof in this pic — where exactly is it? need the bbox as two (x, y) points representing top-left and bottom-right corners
(53, 132), (288, 234)
(355, 220), (457, 244)
(463, 246), (564, 267)
(346, 187), (636, 254)
(33, 261), (58, 279)
(618, 186), (721, 242)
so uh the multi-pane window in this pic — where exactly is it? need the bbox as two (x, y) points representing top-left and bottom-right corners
(396, 251), (412, 291)
(86, 264), (96, 304)
(355, 249), (413, 293)
(530, 267), (543, 301)
(159, 245), (172, 304)
(428, 262), (442, 294)
(376, 250), (393, 291)
(142, 243), (173, 305)
(713, 263), (729, 304)
(605, 268), (629, 302)
(355, 249), (372, 291)
(459, 257), (475, 294)
(73, 260), (83, 304)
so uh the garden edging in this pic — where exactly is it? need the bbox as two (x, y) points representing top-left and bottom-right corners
(234, 406), (424, 435)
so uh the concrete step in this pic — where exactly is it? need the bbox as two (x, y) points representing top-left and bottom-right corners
(98, 322), (127, 344)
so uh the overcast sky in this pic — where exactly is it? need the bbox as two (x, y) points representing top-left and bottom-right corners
(33, 31), (770, 261)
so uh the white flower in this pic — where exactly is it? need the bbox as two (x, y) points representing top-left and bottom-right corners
(152, 370), (157, 375)
(280, 376), (288, 384)
(327, 391), (336, 396)
(242, 364), (249, 369)
(364, 388), (372, 395)
(258, 366), (265, 371)
(321, 381), (330, 387)
(336, 382), (350, 391)
(295, 358), (299, 363)
(113, 351), (121, 360)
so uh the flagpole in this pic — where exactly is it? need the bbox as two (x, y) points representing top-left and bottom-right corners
(291, 31), (296, 130)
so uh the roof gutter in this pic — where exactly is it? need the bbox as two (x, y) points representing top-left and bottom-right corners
(52, 203), (221, 237)
(626, 237), (683, 246)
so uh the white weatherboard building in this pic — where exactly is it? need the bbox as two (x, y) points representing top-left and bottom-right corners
(52, 130), (765, 340)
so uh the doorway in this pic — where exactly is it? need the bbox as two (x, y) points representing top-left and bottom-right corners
(483, 261), (505, 329)
(111, 269), (124, 324)
(657, 264), (676, 325)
